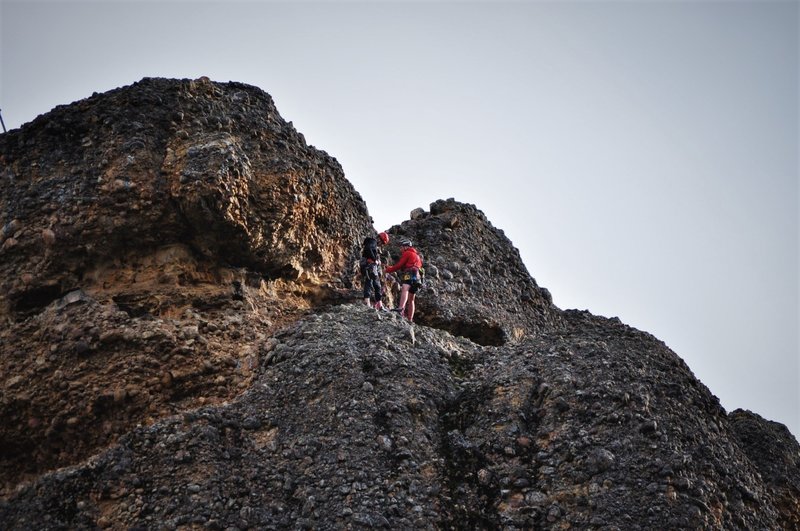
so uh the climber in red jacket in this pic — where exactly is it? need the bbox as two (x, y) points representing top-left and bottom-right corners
(385, 238), (423, 322)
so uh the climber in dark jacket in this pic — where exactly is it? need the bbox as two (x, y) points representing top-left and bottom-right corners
(360, 231), (389, 309)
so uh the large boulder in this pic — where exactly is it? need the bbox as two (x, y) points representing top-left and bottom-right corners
(0, 77), (373, 322)
(0, 78), (374, 491)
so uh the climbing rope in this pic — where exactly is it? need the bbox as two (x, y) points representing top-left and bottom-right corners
(0, 108), (6, 133)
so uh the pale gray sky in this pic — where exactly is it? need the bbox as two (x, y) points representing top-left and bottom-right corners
(1, 0), (798, 437)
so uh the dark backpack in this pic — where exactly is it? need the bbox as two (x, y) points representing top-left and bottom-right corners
(362, 237), (379, 262)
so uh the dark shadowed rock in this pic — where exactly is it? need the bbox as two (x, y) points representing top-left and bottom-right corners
(1, 305), (796, 530)
(729, 409), (800, 528)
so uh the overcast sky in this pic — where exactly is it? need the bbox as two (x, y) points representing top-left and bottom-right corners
(1, 0), (797, 438)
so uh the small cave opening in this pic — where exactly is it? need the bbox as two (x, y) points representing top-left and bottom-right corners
(112, 295), (154, 318)
(11, 284), (63, 318)
(416, 316), (507, 347)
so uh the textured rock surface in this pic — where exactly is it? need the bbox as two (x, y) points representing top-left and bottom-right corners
(0, 78), (797, 529)
(384, 199), (562, 345)
(729, 409), (800, 530)
(0, 77), (373, 491)
(0, 76), (371, 321)
(2, 305), (798, 530)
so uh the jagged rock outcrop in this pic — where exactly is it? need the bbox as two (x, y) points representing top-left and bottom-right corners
(385, 199), (562, 345)
(1, 78), (798, 529)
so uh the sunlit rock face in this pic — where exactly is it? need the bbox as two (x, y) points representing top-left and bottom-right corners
(0, 76), (372, 321)
(0, 78), (797, 530)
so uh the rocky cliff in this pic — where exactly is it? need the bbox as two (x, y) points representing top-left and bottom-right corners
(1, 78), (797, 530)
(0, 76), (372, 489)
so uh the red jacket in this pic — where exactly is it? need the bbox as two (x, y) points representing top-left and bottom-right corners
(385, 247), (422, 273)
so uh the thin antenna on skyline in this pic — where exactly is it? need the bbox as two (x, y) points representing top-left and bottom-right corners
(0, 108), (6, 133)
